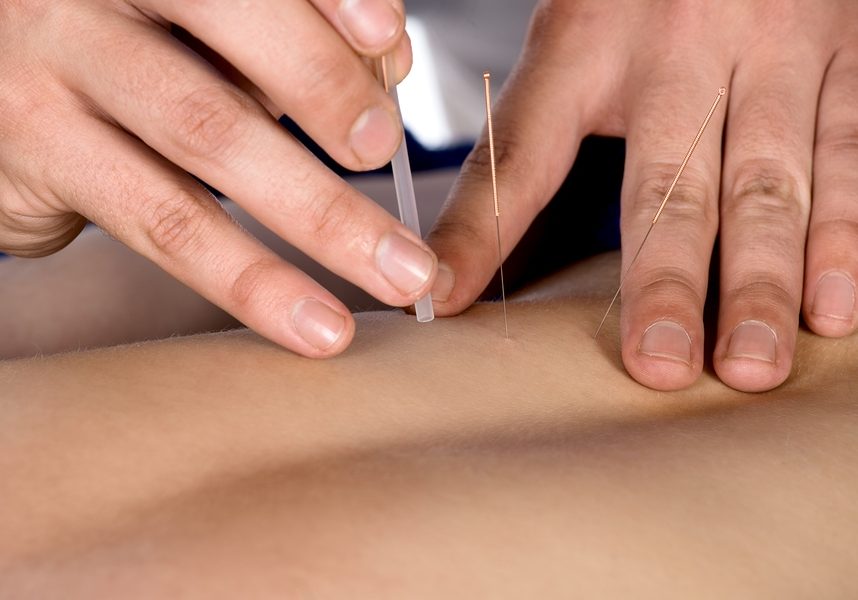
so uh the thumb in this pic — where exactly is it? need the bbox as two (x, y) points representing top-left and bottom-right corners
(427, 8), (609, 315)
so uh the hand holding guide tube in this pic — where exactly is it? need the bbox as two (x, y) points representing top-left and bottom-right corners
(0, 0), (437, 358)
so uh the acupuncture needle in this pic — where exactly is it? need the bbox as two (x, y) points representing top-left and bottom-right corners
(594, 87), (728, 339)
(376, 54), (434, 323)
(483, 72), (510, 339)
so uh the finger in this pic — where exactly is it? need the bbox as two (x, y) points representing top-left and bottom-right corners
(803, 47), (858, 337)
(310, 0), (406, 58)
(141, 0), (403, 170)
(426, 7), (611, 315)
(618, 70), (727, 391)
(51, 116), (356, 358)
(388, 30), (414, 84)
(61, 16), (436, 309)
(716, 49), (826, 392)
(174, 26), (413, 120)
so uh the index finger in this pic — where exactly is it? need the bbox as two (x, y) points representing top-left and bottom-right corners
(140, 0), (407, 171)
(312, 0), (407, 58)
(56, 117), (357, 358)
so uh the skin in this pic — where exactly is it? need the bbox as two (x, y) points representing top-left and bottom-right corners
(0, 0), (438, 360)
(1, 254), (857, 597)
(428, 0), (858, 393)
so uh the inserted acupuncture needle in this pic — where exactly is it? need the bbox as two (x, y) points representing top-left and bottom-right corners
(376, 54), (434, 323)
(594, 87), (728, 339)
(483, 72), (509, 339)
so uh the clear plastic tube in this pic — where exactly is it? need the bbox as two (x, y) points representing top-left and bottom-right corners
(379, 55), (434, 323)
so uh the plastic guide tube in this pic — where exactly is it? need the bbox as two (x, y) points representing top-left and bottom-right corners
(379, 54), (434, 323)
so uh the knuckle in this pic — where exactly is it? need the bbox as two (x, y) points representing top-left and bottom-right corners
(808, 217), (858, 269)
(304, 185), (359, 246)
(725, 277), (798, 312)
(429, 213), (499, 275)
(630, 163), (715, 226)
(810, 216), (858, 242)
(726, 160), (808, 221)
(429, 216), (484, 249)
(301, 52), (353, 109)
(466, 131), (531, 181)
(634, 266), (705, 309)
(230, 258), (276, 311)
(143, 189), (212, 258)
(168, 86), (250, 160)
(817, 124), (858, 157)
(463, 131), (539, 210)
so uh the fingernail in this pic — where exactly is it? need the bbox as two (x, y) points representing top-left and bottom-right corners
(727, 320), (777, 363)
(292, 299), (346, 351)
(639, 320), (692, 364)
(350, 106), (401, 167)
(376, 231), (435, 296)
(339, 0), (401, 48)
(431, 263), (455, 303)
(812, 271), (856, 321)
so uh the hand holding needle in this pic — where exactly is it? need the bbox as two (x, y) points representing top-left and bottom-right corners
(594, 87), (728, 339)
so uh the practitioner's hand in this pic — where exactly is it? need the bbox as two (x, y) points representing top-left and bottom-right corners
(428, 0), (858, 392)
(0, 0), (435, 358)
